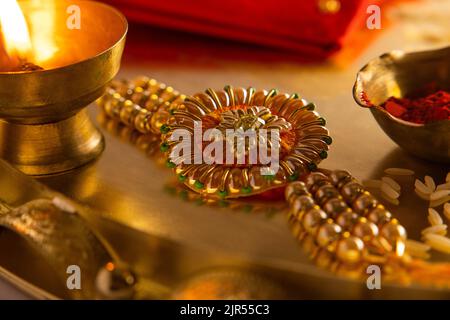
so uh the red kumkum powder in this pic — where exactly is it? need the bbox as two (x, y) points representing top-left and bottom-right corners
(381, 84), (450, 124)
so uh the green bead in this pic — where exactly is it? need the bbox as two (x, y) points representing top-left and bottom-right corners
(169, 109), (176, 115)
(241, 186), (253, 194)
(217, 190), (228, 198)
(323, 136), (333, 145)
(178, 174), (187, 182)
(166, 160), (176, 169)
(288, 172), (299, 182)
(308, 162), (318, 171)
(160, 124), (170, 134)
(305, 103), (315, 111)
(318, 117), (326, 126)
(160, 142), (169, 152)
(194, 181), (204, 189)
(319, 150), (328, 159)
(263, 174), (276, 181)
(292, 93), (299, 99)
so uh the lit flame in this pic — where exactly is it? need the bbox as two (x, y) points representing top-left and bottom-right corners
(28, 0), (58, 63)
(0, 0), (32, 60)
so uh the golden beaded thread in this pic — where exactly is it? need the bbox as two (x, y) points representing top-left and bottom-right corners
(96, 77), (186, 135)
(286, 171), (450, 287)
(285, 170), (409, 277)
(97, 112), (162, 161)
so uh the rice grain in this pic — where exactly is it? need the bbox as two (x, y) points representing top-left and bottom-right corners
(405, 239), (431, 252)
(428, 208), (444, 226)
(421, 224), (447, 236)
(381, 176), (401, 192)
(381, 182), (400, 199)
(380, 192), (400, 205)
(407, 249), (431, 260)
(436, 182), (450, 191)
(424, 175), (436, 191)
(423, 234), (450, 254)
(430, 190), (450, 201)
(405, 239), (431, 259)
(414, 188), (430, 201)
(444, 202), (450, 221)
(384, 168), (415, 176)
(415, 179), (432, 195)
(430, 195), (450, 208)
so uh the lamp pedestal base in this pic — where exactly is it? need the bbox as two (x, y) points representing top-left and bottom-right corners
(0, 109), (104, 176)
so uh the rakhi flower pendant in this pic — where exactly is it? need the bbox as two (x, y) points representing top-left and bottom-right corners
(162, 86), (331, 198)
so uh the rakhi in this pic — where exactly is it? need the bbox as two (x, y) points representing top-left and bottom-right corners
(97, 77), (450, 288)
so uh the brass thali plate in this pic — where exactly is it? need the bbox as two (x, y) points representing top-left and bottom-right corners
(1, 2), (450, 298)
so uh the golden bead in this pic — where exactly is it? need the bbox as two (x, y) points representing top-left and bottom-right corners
(289, 195), (316, 220)
(322, 198), (348, 218)
(336, 236), (364, 264)
(145, 95), (162, 112)
(336, 210), (358, 229)
(133, 76), (151, 89)
(300, 234), (317, 254)
(149, 82), (167, 95)
(290, 221), (303, 239)
(352, 218), (379, 242)
(124, 86), (136, 100)
(119, 100), (139, 126)
(336, 176), (355, 190)
(160, 87), (176, 101)
(380, 220), (407, 246)
(302, 208), (327, 234)
(329, 170), (351, 186)
(352, 192), (378, 214)
(310, 180), (332, 196)
(305, 172), (329, 190)
(103, 93), (122, 117)
(285, 181), (309, 202)
(316, 222), (342, 247)
(314, 184), (340, 205)
(134, 108), (152, 134)
(314, 249), (334, 268)
(117, 83), (133, 97)
(341, 181), (365, 203)
(366, 206), (392, 225)
(150, 103), (171, 133)
(130, 86), (145, 104)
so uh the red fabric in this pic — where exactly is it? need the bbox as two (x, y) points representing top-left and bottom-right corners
(103, 0), (384, 59)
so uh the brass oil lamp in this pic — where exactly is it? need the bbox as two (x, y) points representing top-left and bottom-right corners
(0, 0), (127, 175)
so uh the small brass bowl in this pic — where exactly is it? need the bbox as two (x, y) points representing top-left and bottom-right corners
(353, 47), (450, 164)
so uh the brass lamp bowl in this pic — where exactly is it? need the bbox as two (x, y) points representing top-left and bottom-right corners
(353, 47), (450, 164)
(0, 0), (127, 175)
